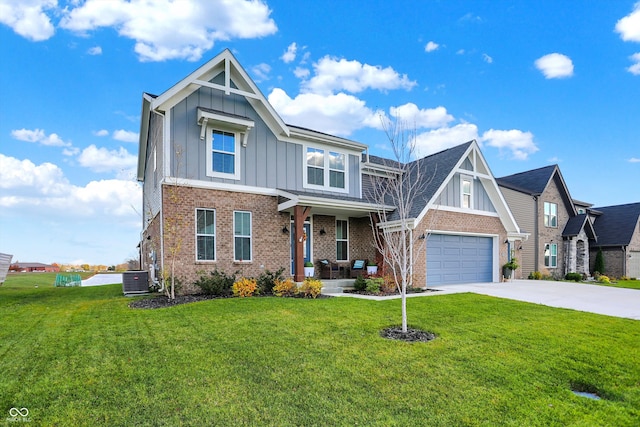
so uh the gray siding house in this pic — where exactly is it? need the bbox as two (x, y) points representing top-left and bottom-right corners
(136, 49), (526, 293)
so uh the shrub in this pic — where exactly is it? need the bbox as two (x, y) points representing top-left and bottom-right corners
(232, 277), (258, 297)
(353, 275), (367, 292)
(300, 278), (322, 299)
(620, 276), (630, 281)
(193, 269), (236, 296)
(256, 268), (285, 295)
(565, 272), (582, 282)
(528, 271), (543, 280)
(273, 278), (298, 297)
(594, 248), (605, 275)
(381, 275), (397, 294)
(597, 275), (611, 284)
(365, 277), (383, 294)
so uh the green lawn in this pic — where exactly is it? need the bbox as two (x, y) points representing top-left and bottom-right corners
(596, 279), (640, 290)
(1, 276), (639, 426)
(1, 272), (95, 288)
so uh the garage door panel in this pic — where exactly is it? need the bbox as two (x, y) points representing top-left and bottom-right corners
(427, 234), (493, 285)
(630, 251), (640, 278)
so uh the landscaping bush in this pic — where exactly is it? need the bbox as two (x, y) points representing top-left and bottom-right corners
(528, 271), (543, 280)
(365, 277), (383, 294)
(594, 248), (605, 275)
(565, 272), (582, 282)
(256, 268), (285, 295)
(353, 275), (367, 292)
(597, 274), (611, 284)
(193, 269), (236, 296)
(381, 275), (397, 293)
(272, 278), (298, 297)
(300, 278), (322, 299)
(232, 277), (258, 297)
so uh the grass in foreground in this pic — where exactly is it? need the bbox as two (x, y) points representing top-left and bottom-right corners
(0, 279), (639, 426)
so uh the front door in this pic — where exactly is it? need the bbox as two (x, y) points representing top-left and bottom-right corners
(291, 222), (311, 274)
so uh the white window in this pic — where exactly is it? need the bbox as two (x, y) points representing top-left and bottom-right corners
(461, 176), (472, 209)
(336, 219), (348, 261)
(206, 128), (240, 180)
(196, 209), (216, 261)
(234, 211), (252, 262)
(544, 202), (558, 227)
(304, 146), (348, 192)
(544, 243), (557, 268)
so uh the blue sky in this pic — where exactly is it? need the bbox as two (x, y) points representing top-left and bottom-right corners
(1, 0), (639, 266)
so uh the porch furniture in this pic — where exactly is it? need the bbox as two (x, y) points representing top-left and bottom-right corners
(350, 259), (367, 278)
(319, 259), (340, 279)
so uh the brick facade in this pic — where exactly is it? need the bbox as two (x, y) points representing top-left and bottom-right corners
(537, 178), (571, 277)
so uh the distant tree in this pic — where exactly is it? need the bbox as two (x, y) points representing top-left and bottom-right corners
(125, 257), (140, 270)
(81, 264), (90, 272)
(594, 248), (605, 275)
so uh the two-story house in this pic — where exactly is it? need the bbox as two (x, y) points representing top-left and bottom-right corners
(136, 49), (526, 293)
(497, 165), (596, 279)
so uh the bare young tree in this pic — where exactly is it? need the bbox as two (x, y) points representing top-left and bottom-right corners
(367, 118), (435, 333)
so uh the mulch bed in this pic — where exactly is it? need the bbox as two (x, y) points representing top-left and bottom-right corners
(343, 288), (440, 297)
(380, 327), (436, 342)
(129, 293), (332, 309)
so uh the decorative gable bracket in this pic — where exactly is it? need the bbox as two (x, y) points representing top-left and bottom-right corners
(197, 107), (254, 147)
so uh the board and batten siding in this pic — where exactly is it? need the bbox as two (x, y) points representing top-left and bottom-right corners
(436, 173), (497, 213)
(168, 76), (361, 198)
(143, 110), (164, 226)
(499, 186), (536, 276)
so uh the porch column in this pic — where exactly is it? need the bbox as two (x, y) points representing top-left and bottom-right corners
(293, 205), (312, 282)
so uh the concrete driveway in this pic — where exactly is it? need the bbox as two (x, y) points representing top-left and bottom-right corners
(431, 280), (640, 320)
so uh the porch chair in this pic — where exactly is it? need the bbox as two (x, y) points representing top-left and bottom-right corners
(319, 259), (340, 279)
(350, 259), (367, 278)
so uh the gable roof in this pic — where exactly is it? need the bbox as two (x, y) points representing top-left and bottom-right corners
(591, 202), (640, 247)
(562, 214), (597, 240)
(366, 141), (523, 235)
(496, 164), (557, 195)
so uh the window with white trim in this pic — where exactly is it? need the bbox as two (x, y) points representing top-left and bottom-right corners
(234, 211), (252, 262)
(461, 176), (472, 209)
(196, 209), (215, 261)
(544, 202), (557, 227)
(206, 128), (240, 179)
(304, 146), (348, 191)
(336, 219), (348, 261)
(544, 243), (557, 268)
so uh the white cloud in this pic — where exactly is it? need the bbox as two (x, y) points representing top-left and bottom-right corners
(627, 52), (640, 75)
(251, 63), (271, 82)
(483, 53), (493, 64)
(87, 45), (102, 55)
(281, 42), (297, 63)
(93, 129), (109, 137)
(0, 0), (56, 41)
(616, 2), (640, 42)
(77, 145), (137, 176)
(413, 123), (480, 157)
(112, 129), (139, 143)
(294, 67), (310, 79)
(629, 157), (640, 163)
(303, 56), (417, 95)
(11, 128), (71, 147)
(388, 103), (454, 129)
(268, 88), (379, 136)
(535, 53), (574, 79)
(481, 129), (538, 160)
(59, 0), (277, 62)
(425, 41), (439, 52)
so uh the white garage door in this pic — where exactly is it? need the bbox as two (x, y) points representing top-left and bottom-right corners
(427, 234), (493, 285)
(629, 251), (640, 279)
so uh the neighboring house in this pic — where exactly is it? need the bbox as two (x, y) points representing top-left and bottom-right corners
(497, 165), (596, 279)
(589, 202), (640, 279)
(0, 253), (12, 283)
(136, 49), (526, 293)
(9, 262), (60, 273)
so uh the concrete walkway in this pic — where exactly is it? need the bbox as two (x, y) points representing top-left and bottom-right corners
(81, 273), (123, 287)
(332, 280), (640, 320)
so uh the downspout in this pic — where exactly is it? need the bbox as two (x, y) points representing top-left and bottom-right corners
(622, 245), (627, 277)
(533, 196), (539, 270)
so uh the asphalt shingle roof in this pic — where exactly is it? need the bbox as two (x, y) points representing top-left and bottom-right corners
(496, 165), (557, 195)
(591, 202), (640, 246)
